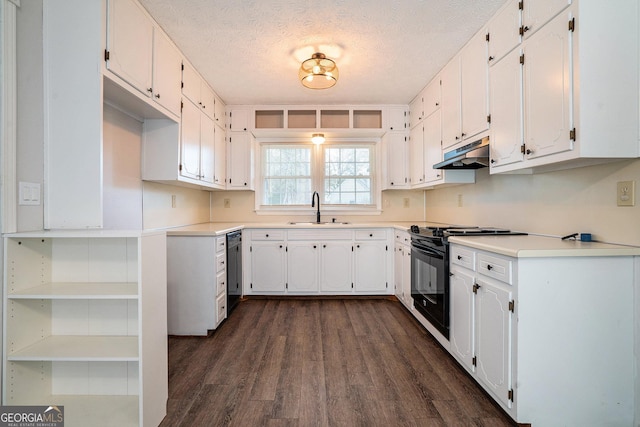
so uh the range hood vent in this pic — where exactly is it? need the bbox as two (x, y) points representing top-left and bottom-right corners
(433, 136), (490, 170)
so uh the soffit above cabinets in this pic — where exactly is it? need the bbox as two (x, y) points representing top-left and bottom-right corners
(137, 0), (507, 105)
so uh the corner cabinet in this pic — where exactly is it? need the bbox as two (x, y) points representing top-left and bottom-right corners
(2, 230), (168, 427)
(448, 241), (635, 425)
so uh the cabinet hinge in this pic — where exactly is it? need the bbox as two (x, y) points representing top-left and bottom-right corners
(181, 101), (184, 111)
(352, 246), (354, 252)
(250, 246), (252, 252)
(386, 282), (388, 289)
(509, 300), (515, 312)
(181, 63), (184, 71)
(569, 128), (576, 141)
(472, 283), (480, 294)
(508, 389), (514, 402)
(286, 283), (288, 289)
(520, 144), (526, 154)
(568, 17), (575, 32)
(487, 114), (491, 124)
(519, 53), (525, 65)
(104, 49), (110, 61)
(485, 32), (490, 42)
(181, 81), (184, 89)
(472, 356), (477, 367)
(179, 164), (183, 171)
(286, 246), (288, 252)
(518, 1), (523, 10)
(250, 283), (253, 289)
(386, 245), (388, 251)
(351, 283), (354, 289)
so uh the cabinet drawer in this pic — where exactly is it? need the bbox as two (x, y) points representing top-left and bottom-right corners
(251, 229), (285, 240)
(216, 272), (226, 296)
(355, 229), (387, 240)
(450, 245), (475, 270)
(216, 253), (226, 271)
(477, 252), (512, 284)
(216, 293), (226, 324)
(394, 231), (411, 245)
(216, 237), (226, 253)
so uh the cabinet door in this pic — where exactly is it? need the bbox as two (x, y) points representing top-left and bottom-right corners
(320, 242), (353, 292)
(461, 30), (490, 140)
(199, 114), (215, 184)
(387, 107), (406, 131)
(354, 242), (387, 292)
(441, 56), (462, 149)
(402, 247), (412, 305)
(423, 77), (441, 118)
(180, 98), (201, 180)
(475, 277), (513, 408)
(152, 30), (182, 117)
(409, 94), (424, 128)
(394, 245), (404, 300)
(287, 242), (320, 293)
(213, 124), (226, 187)
(423, 109), (443, 183)
(523, 11), (573, 160)
(450, 267), (475, 371)
(228, 132), (252, 189)
(230, 109), (250, 132)
(106, 0), (153, 96)
(200, 84), (216, 120)
(386, 133), (409, 188)
(214, 94), (226, 128)
(488, 0), (521, 65)
(250, 242), (286, 292)
(489, 48), (524, 168)
(181, 61), (200, 106)
(522, 0), (571, 38)
(409, 125), (424, 187)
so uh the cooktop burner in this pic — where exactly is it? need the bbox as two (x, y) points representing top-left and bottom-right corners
(410, 225), (527, 240)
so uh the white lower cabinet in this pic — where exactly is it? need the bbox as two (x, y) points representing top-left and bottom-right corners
(166, 235), (227, 336)
(449, 242), (635, 425)
(246, 228), (393, 295)
(393, 230), (412, 308)
(2, 231), (167, 427)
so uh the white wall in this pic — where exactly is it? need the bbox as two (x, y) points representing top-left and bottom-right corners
(423, 159), (640, 246)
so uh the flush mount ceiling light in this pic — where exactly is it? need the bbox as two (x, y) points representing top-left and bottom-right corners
(311, 133), (325, 144)
(299, 52), (339, 89)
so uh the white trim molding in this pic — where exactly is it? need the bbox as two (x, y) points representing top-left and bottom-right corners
(1, 0), (18, 233)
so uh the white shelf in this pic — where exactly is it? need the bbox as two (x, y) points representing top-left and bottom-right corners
(25, 395), (139, 427)
(8, 336), (139, 361)
(8, 282), (139, 299)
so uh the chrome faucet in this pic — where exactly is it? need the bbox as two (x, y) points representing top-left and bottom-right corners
(311, 191), (321, 223)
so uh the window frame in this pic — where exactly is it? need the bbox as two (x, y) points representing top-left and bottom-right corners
(255, 138), (382, 215)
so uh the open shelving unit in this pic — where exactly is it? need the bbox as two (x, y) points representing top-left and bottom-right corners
(2, 230), (167, 427)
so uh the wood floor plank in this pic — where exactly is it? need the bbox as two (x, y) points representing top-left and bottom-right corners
(160, 298), (516, 427)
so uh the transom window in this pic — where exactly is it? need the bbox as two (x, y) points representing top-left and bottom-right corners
(259, 142), (377, 212)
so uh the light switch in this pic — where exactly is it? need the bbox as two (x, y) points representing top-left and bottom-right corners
(19, 182), (41, 206)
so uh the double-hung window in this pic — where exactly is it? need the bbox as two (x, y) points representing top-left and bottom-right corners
(258, 142), (378, 213)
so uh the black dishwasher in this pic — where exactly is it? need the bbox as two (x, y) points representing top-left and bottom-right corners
(226, 231), (242, 314)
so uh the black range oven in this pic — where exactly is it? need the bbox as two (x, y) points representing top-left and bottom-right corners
(409, 225), (526, 340)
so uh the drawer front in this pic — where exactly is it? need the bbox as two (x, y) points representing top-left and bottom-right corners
(477, 252), (513, 284)
(355, 229), (387, 240)
(216, 237), (226, 253)
(394, 231), (411, 245)
(251, 229), (285, 240)
(450, 245), (475, 270)
(288, 229), (352, 241)
(216, 294), (226, 324)
(217, 272), (226, 296)
(216, 253), (226, 272)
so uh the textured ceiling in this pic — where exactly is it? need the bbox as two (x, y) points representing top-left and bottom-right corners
(138, 0), (507, 105)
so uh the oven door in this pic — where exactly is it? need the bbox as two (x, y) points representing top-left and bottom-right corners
(411, 243), (449, 339)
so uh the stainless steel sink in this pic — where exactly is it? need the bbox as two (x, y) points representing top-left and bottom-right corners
(288, 221), (350, 225)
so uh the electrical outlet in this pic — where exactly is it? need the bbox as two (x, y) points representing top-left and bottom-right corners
(617, 181), (635, 206)
(457, 194), (463, 207)
(171, 195), (177, 208)
(224, 198), (231, 208)
(403, 198), (410, 208)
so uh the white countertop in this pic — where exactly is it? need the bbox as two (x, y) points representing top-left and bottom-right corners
(448, 234), (640, 258)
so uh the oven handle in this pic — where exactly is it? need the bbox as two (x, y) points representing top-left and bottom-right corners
(411, 243), (445, 259)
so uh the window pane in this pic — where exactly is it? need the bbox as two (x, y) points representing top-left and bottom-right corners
(323, 145), (373, 206)
(263, 145), (312, 205)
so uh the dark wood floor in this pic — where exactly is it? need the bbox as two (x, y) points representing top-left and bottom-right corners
(159, 298), (516, 427)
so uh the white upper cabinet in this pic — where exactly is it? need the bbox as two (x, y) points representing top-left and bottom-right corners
(383, 133), (409, 189)
(409, 124), (425, 187)
(488, 0), (521, 65)
(522, 11), (572, 160)
(386, 106), (407, 131)
(199, 114), (216, 185)
(229, 108), (250, 132)
(409, 93), (424, 128)
(423, 76), (441, 119)
(180, 98), (202, 180)
(214, 122), (226, 186)
(460, 29), (490, 142)
(152, 30), (182, 117)
(182, 61), (217, 120)
(423, 109), (443, 183)
(106, 0), (153, 97)
(227, 132), (255, 190)
(440, 56), (462, 149)
(214, 93), (226, 129)
(521, 0), (571, 39)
